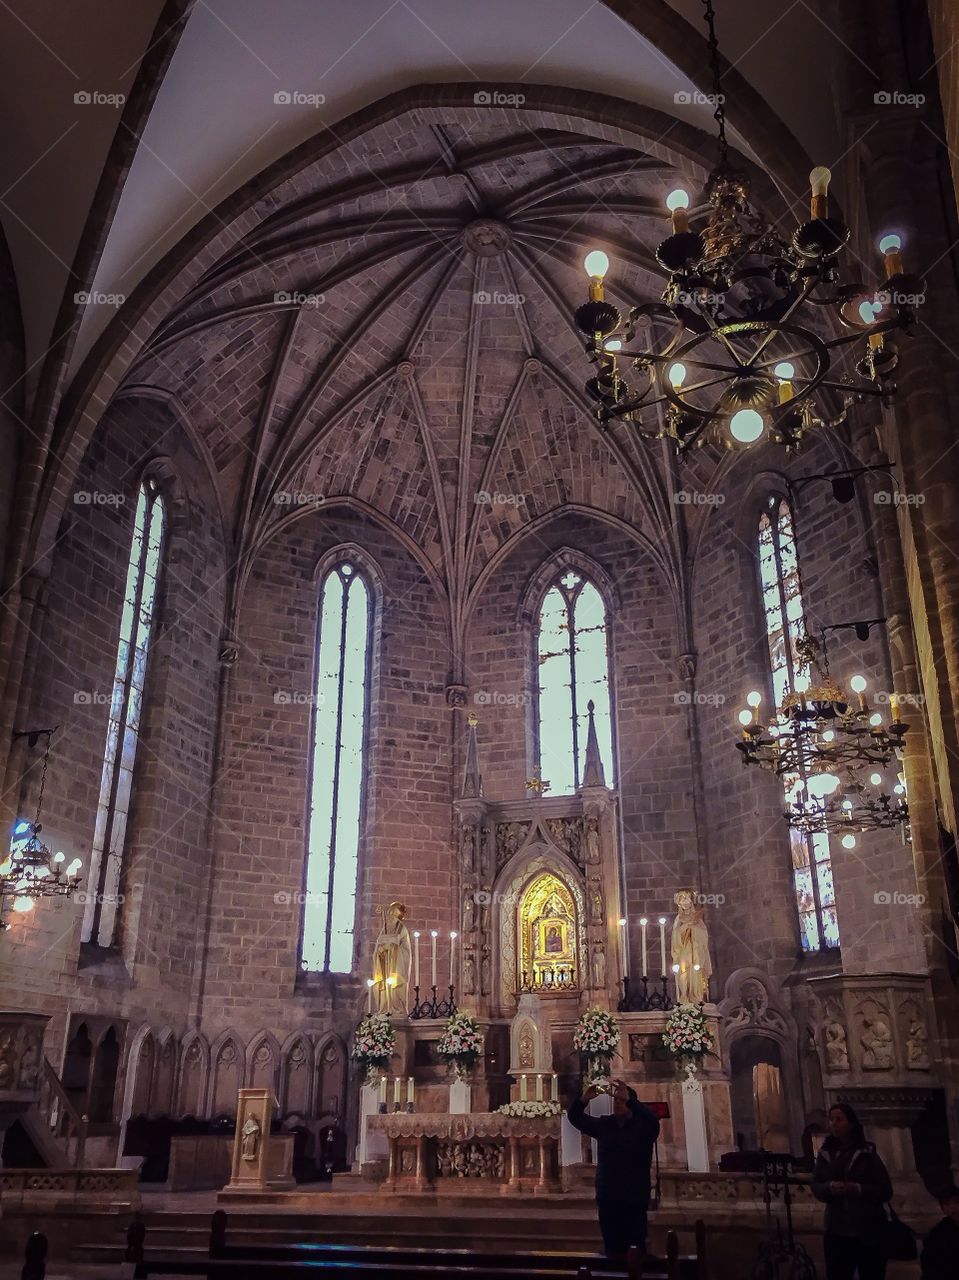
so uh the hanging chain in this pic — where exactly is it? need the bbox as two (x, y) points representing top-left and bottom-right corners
(701, 0), (729, 170)
(33, 731), (52, 832)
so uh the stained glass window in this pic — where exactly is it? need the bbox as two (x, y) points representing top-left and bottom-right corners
(536, 570), (613, 796)
(302, 562), (371, 973)
(759, 497), (839, 951)
(82, 479), (165, 947)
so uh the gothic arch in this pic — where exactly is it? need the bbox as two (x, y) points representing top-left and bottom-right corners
(119, 1024), (156, 1122)
(517, 545), (622, 627)
(314, 1033), (348, 1121)
(246, 1031), (282, 1094)
(279, 1032), (314, 1117)
(207, 1029), (246, 1117)
(153, 1028), (177, 1116)
(176, 1031), (209, 1119)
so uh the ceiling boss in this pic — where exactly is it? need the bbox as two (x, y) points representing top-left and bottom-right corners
(572, 0), (923, 456)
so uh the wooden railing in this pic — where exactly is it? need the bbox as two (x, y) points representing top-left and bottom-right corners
(35, 1057), (87, 1167)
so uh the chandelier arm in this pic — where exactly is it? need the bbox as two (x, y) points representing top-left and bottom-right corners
(815, 380), (885, 398)
(747, 277), (822, 364)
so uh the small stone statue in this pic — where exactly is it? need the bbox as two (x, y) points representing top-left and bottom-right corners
(463, 950), (476, 995)
(906, 1017), (930, 1070)
(241, 1114), (261, 1161)
(824, 1021), (849, 1072)
(463, 892), (475, 933)
(585, 816), (601, 864)
(861, 1015), (894, 1070)
(592, 945), (607, 990)
(462, 826), (476, 873)
(480, 946), (492, 995)
(590, 886), (603, 925)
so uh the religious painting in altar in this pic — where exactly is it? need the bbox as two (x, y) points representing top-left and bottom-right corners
(519, 872), (578, 989)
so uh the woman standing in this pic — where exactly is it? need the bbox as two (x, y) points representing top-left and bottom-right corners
(812, 1103), (894, 1280)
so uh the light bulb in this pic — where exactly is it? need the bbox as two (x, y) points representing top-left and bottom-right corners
(671, 963), (680, 974)
(666, 188), (690, 212)
(859, 298), (880, 324)
(842, 799), (854, 811)
(774, 362), (795, 380)
(878, 233), (902, 255)
(430, 929), (438, 938)
(66, 858), (82, 876)
(822, 730), (835, 742)
(850, 675), (867, 693)
(693, 963), (701, 972)
(739, 709), (754, 727)
(870, 712), (883, 727)
(618, 917), (626, 927)
(584, 250), (610, 280)
(14, 820), (30, 835)
(449, 930), (457, 940)
(894, 783), (905, 795)
(809, 166), (831, 197)
(604, 339), (622, 353)
(658, 916), (667, 925)
(768, 723), (780, 737)
(13, 896), (34, 913)
(746, 690), (762, 708)
(54, 851), (65, 863)
(729, 409), (765, 444)
(808, 772), (840, 798)
(841, 834), (857, 849)
(668, 361), (687, 388)
(639, 917), (648, 926)
(367, 978), (374, 988)
(870, 772), (882, 786)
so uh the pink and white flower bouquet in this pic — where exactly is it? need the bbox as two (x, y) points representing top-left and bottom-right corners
(437, 1011), (484, 1079)
(352, 1012), (396, 1084)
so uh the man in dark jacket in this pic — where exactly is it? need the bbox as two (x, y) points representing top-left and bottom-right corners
(567, 1078), (660, 1260)
(920, 1185), (959, 1279)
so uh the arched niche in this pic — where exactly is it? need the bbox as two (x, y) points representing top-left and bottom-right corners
(494, 842), (587, 1010)
(280, 1034), (313, 1117)
(315, 1035), (347, 1122)
(208, 1031), (245, 1118)
(89, 1026), (121, 1123)
(153, 1032), (176, 1117)
(247, 1032), (281, 1094)
(176, 1033), (209, 1118)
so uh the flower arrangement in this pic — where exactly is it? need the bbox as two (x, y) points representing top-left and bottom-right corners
(351, 1012), (396, 1084)
(497, 1100), (560, 1119)
(436, 1011), (484, 1079)
(573, 1007), (620, 1085)
(662, 1003), (714, 1072)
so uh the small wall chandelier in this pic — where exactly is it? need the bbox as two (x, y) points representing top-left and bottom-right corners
(0, 730), (82, 928)
(574, 0), (923, 455)
(735, 634), (909, 844)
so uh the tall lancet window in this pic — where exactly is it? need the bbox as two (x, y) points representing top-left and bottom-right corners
(758, 496), (839, 951)
(536, 570), (613, 795)
(302, 561), (371, 974)
(83, 478), (166, 947)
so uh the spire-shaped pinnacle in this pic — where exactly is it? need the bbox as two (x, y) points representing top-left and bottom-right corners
(581, 700), (606, 788)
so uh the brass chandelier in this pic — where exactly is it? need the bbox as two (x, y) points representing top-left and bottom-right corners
(0, 731), (82, 928)
(735, 634), (909, 845)
(574, 0), (922, 455)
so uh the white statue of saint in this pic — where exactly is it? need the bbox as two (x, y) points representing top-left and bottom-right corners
(372, 902), (412, 1015)
(671, 888), (712, 1005)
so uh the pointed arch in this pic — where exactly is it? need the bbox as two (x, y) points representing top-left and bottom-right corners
(280, 1032), (315, 1117)
(176, 1031), (209, 1118)
(314, 1033), (348, 1121)
(246, 1031), (281, 1093)
(208, 1029), (246, 1117)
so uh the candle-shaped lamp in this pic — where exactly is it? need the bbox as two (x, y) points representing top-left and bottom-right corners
(584, 250), (609, 303)
(430, 930), (438, 987)
(413, 930), (421, 988)
(890, 693), (901, 723)
(659, 917), (667, 975)
(551, 1074), (559, 1102)
(774, 362), (794, 405)
(449, 931), (457, 986)
(618, 916), (627, 977)
(666, 187), (690, 234)
(640, 917), (648, 977)
(859, 298), (884, 351)
(407, 1076), (414, 1106)
(850, 674), (868, 713)
(536, 1073), (543, 1102)
(366, 977), (374, 1014)
(809, 165), (831, 219)
(746, 689), (762, 724)
(520, 1073), (528, 1101)
(379, 1075), (387, 1105)
(879, 232), (903, 279)
(393, 1076), (401, 1107)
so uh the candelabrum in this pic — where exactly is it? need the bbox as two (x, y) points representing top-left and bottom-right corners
(409, 985), (457, 1020)
(618, 976), (674, 1013)
(519, 967), (577, 992)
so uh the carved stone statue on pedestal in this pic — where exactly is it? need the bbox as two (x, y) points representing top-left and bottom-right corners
(671, 889), (712, 1005)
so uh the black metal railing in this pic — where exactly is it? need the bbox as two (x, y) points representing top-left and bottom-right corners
(409, 985), (457, 1019)
(617, 975), (674, 1012)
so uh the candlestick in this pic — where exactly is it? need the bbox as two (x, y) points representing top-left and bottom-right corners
(407, 1076), (414, 1105)
(551, 1074), (558, 1102)
(520, 1074), (527, 1101)
(430, 930), (438, 988)
(640, 917), (648, 977)
(666, 188), (689, 234)
(393, 1076), (401, 1107)
(618, 916), (627, 978)
(413, 931), (421, 988)
(536, 1073), (543, 1101)
(449, 931), (457, 985)
(379, 1076), (387, 1105)
(809, 165), (830, 220)
(366, 978), (374, 1014)
(659, 916), (667, 975)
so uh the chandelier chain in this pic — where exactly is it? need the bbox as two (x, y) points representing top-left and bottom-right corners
(34, 730), (52, 831)
(701, 0), (729, 170)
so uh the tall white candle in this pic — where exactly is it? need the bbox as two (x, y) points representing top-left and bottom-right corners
(520, 1074), (527, 1101)
(659, 917), (667, 975)
(449, 931), (457, 985)
(551, 1074), (558, 1102)
(618, 917), (627, 977)
(407, 1077), (414, 1105)
(413, 931), (421, 988)
(379, 1076), (387, 1105)
(393, 1076), (400, 1106)
(640, 918), (648, 977)
(366, 978), (374, 1013)
(536, 1073), (543, 1101)
(431, 930), (438, 987)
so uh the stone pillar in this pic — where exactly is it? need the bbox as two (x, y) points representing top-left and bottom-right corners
(681, 1067), (710, 1173)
